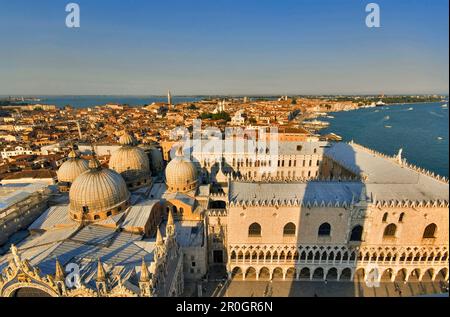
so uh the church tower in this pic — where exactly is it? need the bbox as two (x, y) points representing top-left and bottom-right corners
(167, 90), (172, 107)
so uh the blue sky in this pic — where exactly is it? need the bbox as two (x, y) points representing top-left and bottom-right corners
(0, 0), (448, 95)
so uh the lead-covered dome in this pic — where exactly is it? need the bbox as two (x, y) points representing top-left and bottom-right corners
(165, 147), (198, 193)
(57, 150), (89, 191)
(69, 157), (130, 222)
(109, 131), (151, 191)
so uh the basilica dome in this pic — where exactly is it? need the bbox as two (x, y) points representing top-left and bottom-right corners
(69, 157), (130, 222)
(57, 150), (89, 192)
(143, 145), (164, 173)
(165, 147), (198, 193)
(109, 131), (151, 191)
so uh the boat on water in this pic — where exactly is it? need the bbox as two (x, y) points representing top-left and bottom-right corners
(321, 132), (342, 141)
(385, 125), (392, 128)
(303, 120), (330, 130)
(384, 115), (390, 120)
(326, 115), (335, 119)
(437, 137), (443, 140)
(442, 104), (448, 108)
(407, 107), (414, 111)
(361, 102), (377, 108)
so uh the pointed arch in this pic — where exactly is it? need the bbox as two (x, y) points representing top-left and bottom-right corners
(245, 267), (257, 280)
(259, 267), (270, 280)
(231, 267), (243, 280)
(395, 268), (407, 282)
(326, 268), (338, 281)
(340, 268), (352, 281)
(312, 268), (324, 280)
(272, 267), (283, 280)
(300, 251), (307, 261)
(423, 223), (437, 239)
(314, 251), (321, 261)
(230, 250), (237, 261)
(258, 251), (265, 261)
(329, 251), (335, 261)
(383, 223), (397, 237)
(273, 251), (279, 261)
(285, 267), (296, 280)
(299, 267), (311, 280)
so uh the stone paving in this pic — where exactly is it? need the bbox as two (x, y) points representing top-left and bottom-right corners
(184, 279), (449, 297)
(221, 280), (449, 297)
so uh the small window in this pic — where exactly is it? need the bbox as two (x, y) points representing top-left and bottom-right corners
(283, 223), (296, 236)
(350, 225), (363, 241)
(82, 206), (89, 213)
(383, 224), (397, 237)
(398, 212), (405, 222)
(94, 215), (100, 220)
(297, 145), (302, 151)
(423, 223), (437, 239)
(106, 211), (112, 217)
(382, 212), (388, 222)
(318, 223), (331, 237)
(191, 262), (196, 267)
(248, 223), (262, 237)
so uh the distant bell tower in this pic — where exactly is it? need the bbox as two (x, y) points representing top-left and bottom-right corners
(167, 90), (172, 107)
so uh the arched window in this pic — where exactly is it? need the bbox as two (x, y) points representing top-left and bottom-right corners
(383, 224), (397, 237)
(283, 223), (296, 236)
(423, 223), (437, 239)
(318, 223), (331, 237)
(382, 212), (388, 222)
(248, 223), (262, 237)
(398, 212), (405, 223)
(350, 225), (363, 241)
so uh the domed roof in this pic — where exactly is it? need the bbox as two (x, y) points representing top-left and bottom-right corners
(118, 131), (136, 146)
(143, 145), (164, 172)
(165, 147), (198, 193)
(69, 157), (130, 222)
(57, 150), (89, 183)
(109, 132), (150, 184)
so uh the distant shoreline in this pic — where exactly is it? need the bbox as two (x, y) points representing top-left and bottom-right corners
(324, 101), (446, 115)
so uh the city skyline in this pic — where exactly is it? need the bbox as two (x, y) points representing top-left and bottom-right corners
(0, 0), (448, 96)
